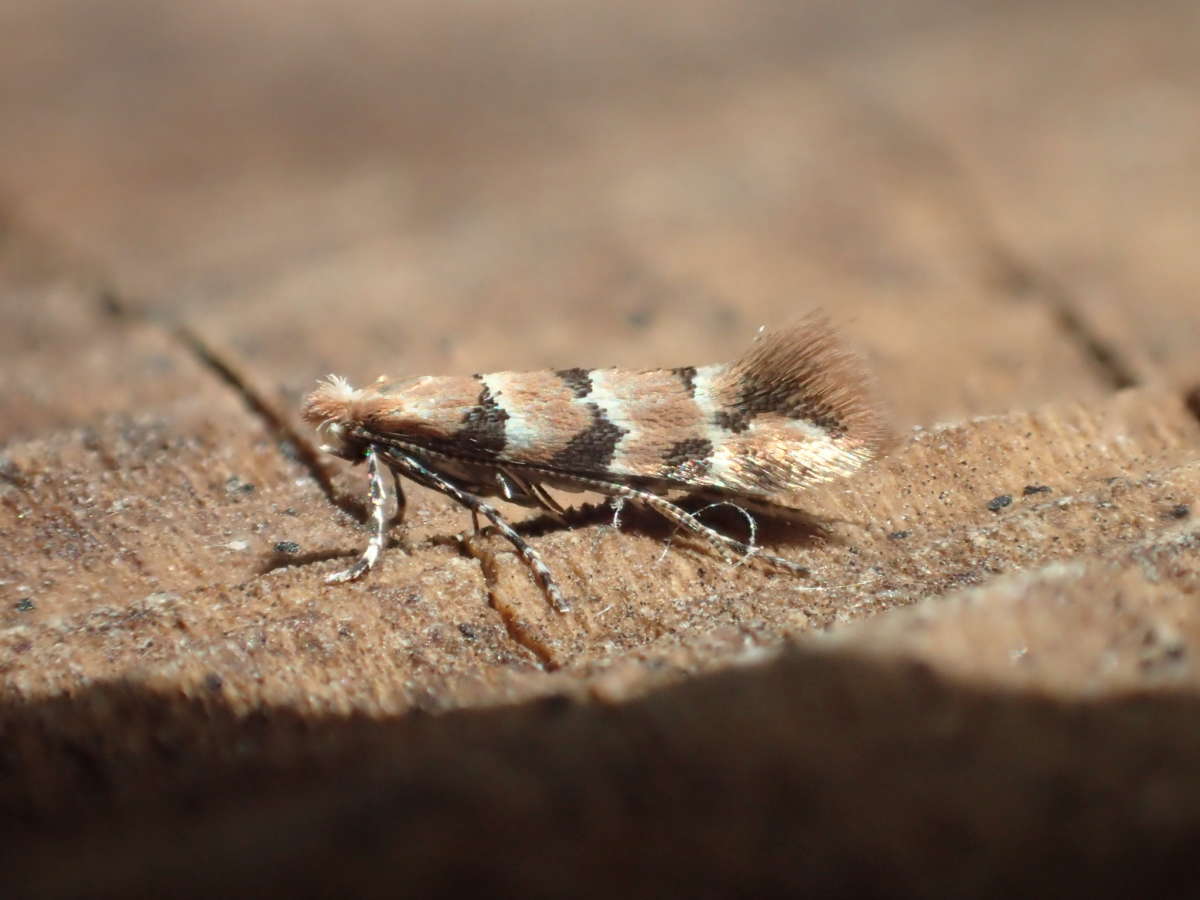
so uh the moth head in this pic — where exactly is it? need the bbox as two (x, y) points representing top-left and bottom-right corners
(303, 375), (369, 460)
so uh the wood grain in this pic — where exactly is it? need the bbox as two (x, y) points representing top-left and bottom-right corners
(2, 1), (1199, 896)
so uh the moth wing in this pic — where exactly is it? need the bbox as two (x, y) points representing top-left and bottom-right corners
(698, 313), (892, 502)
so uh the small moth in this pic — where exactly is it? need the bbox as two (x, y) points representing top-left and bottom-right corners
(303, 312), (891, 611)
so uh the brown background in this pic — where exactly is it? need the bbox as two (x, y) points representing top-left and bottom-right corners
(3, 1), (1200, 896)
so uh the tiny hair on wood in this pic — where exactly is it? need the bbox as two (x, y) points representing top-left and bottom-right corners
(303, 311), (892, 611)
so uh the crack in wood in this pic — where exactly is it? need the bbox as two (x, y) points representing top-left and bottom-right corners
(168, 320), (341, 499)
(837, 86), (1140, 392)
(1185, 385), (1200, 427)
(987, 254), (1139, 391)
(93, 287), (363, 521)
(459, 530), (559, 669)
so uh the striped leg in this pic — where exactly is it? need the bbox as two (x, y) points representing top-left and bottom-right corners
(375, 446), (571, 613)
(327, 446), (393, 583)
(497, 465), (567, 520)
(544, 474), (808, 577)
(634, 487), (807, 575)
(608, 496), (627, 529)
(690, 500), (759, 565)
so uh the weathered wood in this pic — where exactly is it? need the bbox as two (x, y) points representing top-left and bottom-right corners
(2, 0), (1199, 895)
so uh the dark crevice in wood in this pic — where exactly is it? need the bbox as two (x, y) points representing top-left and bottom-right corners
(167, 320), (340, 500)
(92, 286), (364, 521)
(986, 253), (1139, 391)
(1184, 385), (1200, 427)
(0, 213), (368, 523)
(836, 86), (1140, 392)
(458, 531), (559, 670)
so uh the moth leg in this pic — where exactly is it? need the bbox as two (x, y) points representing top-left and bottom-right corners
(497, 465), (567, 522)
(493, 469), (526, 504)
(608, 496), (627, 529)
(527, 481), (567, 519)
(326, 446), (393, 584)
(389, 468), (407, 527)
(376, 446), (571, 613)
(691, 500), (759, 563)
(599, 482), (807, 576)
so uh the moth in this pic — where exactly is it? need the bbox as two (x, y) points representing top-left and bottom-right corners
(303, 312), (891, 611)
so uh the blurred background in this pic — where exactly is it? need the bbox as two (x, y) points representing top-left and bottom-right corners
(5, 3), (1200, 896)
(5, 0), (1197, 433)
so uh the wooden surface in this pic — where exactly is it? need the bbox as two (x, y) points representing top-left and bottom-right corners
(3, 1), (1200, 896)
